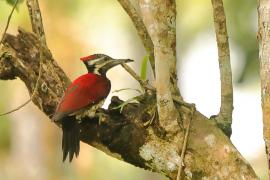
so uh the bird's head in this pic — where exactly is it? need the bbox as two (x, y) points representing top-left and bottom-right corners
(80, 54), (133, 76)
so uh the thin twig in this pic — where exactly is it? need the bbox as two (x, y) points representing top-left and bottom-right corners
(177, 105), (195, 180)
(117, 0), (155, 73)
(211, 0), (233, 136)
(0, 99), (31, 116)
(0, 0), (19, 45)
(121, 63), (155, 91)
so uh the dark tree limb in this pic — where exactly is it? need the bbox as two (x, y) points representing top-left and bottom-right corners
(0, 29), (257, 179)
(210, 0), (233, 136)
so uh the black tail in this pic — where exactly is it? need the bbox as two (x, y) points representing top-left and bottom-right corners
(61, 116), (80, 162)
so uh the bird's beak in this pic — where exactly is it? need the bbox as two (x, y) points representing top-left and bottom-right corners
(105, 59), (133, 70)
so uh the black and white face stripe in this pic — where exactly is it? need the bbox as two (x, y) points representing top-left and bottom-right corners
(86, 56), (106, 66)
(82, 54), (133, 76)
(83, 54), (113, 75)
(93, 59), (113, 75)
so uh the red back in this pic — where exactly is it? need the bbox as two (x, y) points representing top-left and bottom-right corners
(55, 73), (111, 119)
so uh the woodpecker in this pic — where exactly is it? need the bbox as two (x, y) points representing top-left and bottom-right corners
(53, 54), (132, 162)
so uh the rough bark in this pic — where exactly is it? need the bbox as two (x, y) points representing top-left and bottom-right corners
(258, 0), (270, 177)
(0, 29), (258, 179)
(26, 0), (47, 45)
(211, 0), (233, 137)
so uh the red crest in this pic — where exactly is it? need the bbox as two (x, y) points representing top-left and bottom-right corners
(80, 54), (97, 62)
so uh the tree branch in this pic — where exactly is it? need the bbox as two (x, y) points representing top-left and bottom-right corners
(176, 105), (194, 180)
(26, 0), (47, 45)
(117, 0), (155, 73)
(0, 29), (258, 179)
(138, 0), (181, 133)
(258, 0), (270, 177)
(211, 0), (233, 136)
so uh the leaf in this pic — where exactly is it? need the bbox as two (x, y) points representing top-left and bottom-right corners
(140, 55), (149, 81)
